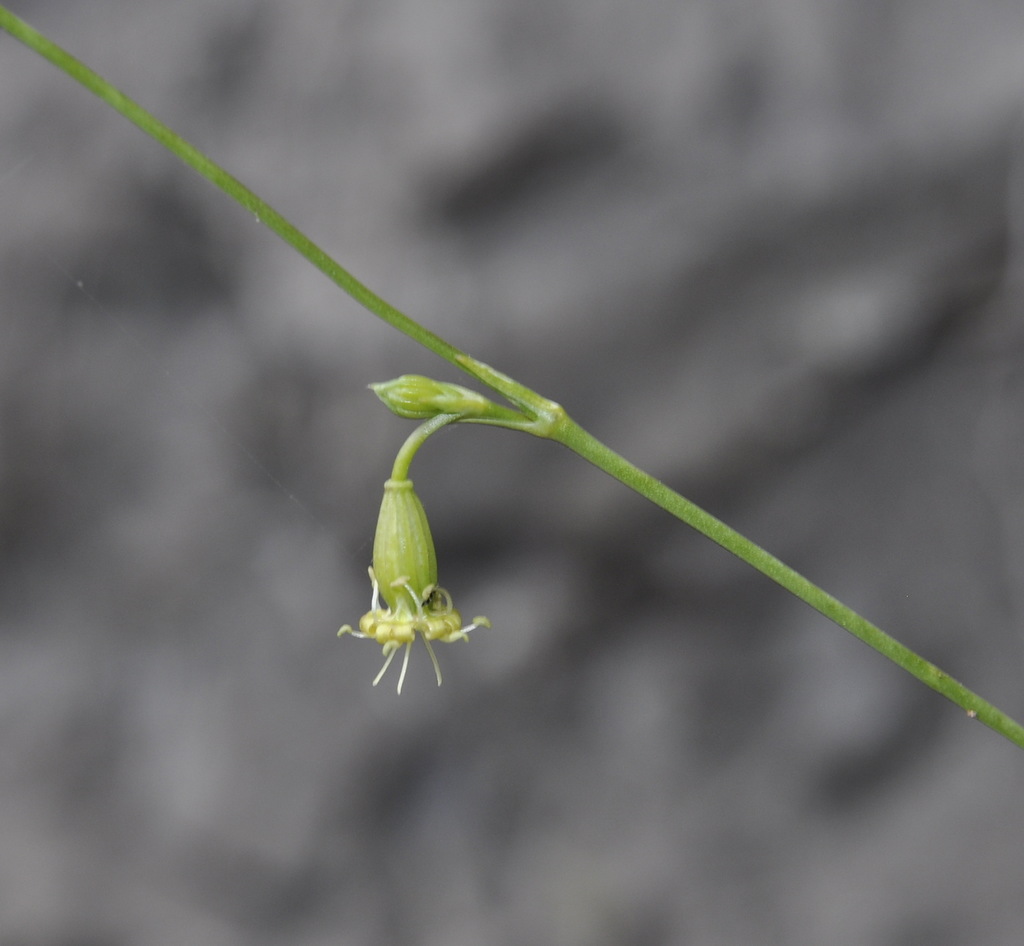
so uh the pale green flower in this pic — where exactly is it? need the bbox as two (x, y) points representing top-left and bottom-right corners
(339, 478), (490, 693)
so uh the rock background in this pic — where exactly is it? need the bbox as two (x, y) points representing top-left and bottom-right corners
(2, 1), (1024, 943)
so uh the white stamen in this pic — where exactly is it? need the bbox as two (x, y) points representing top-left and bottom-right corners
(423, 638), (443, 686)
(372, 647), (398, 686)
(368, 567), (381, 612)
(396, 641), (412, 694)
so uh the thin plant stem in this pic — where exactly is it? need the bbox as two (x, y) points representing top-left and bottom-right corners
(391, 415), (459, 481)
(553, 420), (1024, 749)
(4, 6), (1023, 750)
(0, 6), (463, 370)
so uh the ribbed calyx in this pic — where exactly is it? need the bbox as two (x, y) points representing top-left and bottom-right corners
(372, 478), (437, 614)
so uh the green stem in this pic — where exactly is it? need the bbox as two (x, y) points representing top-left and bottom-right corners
(553, 418), (1024, 750)
(391, 414), (459, 481)
(0, 6), (465, 371)
(5, 5), (1023, 750)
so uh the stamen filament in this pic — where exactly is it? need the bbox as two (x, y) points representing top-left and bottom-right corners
(373, 647), (398, 686)
(423, 638), (443, 686)
(396, 642), (412, 693)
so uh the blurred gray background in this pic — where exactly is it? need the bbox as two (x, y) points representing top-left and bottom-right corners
(2, 1), (1024, 943)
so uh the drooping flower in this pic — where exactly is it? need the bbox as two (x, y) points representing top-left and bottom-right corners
(339, 478), (490, 693)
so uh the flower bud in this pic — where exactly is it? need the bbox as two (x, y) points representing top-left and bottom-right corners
(370, 375), (495, 420)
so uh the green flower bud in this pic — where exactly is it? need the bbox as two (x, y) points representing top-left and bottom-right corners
(370, 375), (496, 420)
(372, 478), (437, 614)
